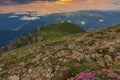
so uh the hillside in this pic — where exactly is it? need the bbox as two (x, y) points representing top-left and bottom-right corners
(0, 24), (120, 80)
(0, 22), (85, 54)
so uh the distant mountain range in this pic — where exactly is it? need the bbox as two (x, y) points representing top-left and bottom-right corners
(0, 10), (120, 46)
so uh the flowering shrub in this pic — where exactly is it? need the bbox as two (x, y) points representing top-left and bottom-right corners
(75, 71), (120, 80)
(73, 62), (81, 68)
(67, 56), (77, 62)
(75, 70), (99, 80)
(107, 72), (120, 80)
(54, 57), (120, 80)
(61, 66), (69, 72)
(54, 57), (90, 80)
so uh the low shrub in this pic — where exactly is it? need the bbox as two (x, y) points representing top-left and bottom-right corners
(54, 57), (120, 80)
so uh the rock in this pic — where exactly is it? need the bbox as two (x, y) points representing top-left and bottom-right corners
(73, 51), (84, 59)
(84, 57), (92, 63)
(42, 57), (48, 61)
(91, 53), (103, 59)
(28, 69), (32, 73)
(109, 47), (115, 53)
(9, 75), (20, 80)
(0, 68), (2, 71)
(116, 56), (120, 60)
(109, 42), (116, 46)
(33, 54), (41, 62)
(57, 50), (69, 57)
(67, 77), (74, 80)
(97, 58), (105, 67)
(104, 55), (112, 61)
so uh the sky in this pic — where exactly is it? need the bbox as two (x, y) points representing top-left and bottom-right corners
(0, 0), (120, 15)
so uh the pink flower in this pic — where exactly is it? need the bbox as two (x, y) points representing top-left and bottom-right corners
(61, 66), (69, 72)
(67, 56), (77, 62)
(75, 70), (98, 80)
(107, 72), (120, 79)
(74, 63), (80, 68)
(58, 72), (63, 78)
(97, 71), (104, 78)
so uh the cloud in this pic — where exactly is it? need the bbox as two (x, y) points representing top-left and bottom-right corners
(0, 0), (119, 15)
(99, 19), (104, 22)
(80, 21), (86, 25)
(0, 0), (58, 5)
(9, 15), (18, 18)
(67, 20), (72, 23)
(20, 16), (40, 20)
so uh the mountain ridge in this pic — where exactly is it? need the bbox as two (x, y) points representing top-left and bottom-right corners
(0, 22), (85, 54)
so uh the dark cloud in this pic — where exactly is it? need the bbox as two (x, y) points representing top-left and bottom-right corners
(10, 0), (58, 4)
(0, 0), (58, 5)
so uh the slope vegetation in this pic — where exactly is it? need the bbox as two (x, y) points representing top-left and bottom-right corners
(0, 24), (120, 80)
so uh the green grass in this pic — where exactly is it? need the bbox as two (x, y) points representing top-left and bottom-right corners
(22, 53), (36, 62)
(39, 22), (85, 40)
(87, 39), (95, 45)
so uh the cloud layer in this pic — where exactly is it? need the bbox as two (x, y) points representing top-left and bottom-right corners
(0, 0), (120, 15)
(20, 16), (40, 20)
(0, 0), (58, 5)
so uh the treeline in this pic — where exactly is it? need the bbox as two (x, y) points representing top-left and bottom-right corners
(0, 27), (44, 55)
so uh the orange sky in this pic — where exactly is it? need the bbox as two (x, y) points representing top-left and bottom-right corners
(0, 0), (119, 15)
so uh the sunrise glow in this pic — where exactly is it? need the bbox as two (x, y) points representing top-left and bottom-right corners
(0, 0), (119, 15)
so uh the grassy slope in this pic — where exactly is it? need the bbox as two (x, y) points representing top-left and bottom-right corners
(0, 24), (120, 79)
(38, 22), (85, 41)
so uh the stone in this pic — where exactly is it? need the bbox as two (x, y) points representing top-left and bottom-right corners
(104, 55), (112, 61)
(42, 57), (48, 61)
(28, 69), (32, 73)
(67, 78), (74, 80)
(57, 50), (69, 57)
(91, 53), (103, 59)
(9, 75), (20, 80)
(33, 54), (41, 62)
(0, 68), (2, 71)
(84, 57), (92, 63)
(109, 42), (116, 46)
(116, 56), (120, 60)
(97, 59), (105, 67)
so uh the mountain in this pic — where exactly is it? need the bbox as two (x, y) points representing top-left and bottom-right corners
(0, 22), (85, 53)
(0, 24), (120, 80)
(0, 10), (120, 46)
